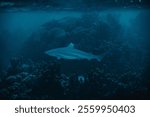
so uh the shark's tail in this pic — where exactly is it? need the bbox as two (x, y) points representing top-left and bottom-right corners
(97, 51), (109, 62)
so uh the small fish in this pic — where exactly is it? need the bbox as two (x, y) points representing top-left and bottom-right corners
(45, 43), (106, 62)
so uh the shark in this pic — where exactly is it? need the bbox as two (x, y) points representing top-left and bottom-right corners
(45, 43), (106, 62)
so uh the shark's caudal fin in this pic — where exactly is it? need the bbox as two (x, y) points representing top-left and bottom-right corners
(97, 56), (103, 62)
(97, 51), (109, 62)
(67, 43), (74, 48)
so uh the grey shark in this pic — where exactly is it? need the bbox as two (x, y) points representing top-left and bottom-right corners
(45, 43), (105, 62)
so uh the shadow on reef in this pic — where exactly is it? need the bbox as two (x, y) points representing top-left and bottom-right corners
(0, 11), (150, 99)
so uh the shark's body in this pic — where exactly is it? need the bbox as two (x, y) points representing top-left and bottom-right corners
(45, 43), (105, 62)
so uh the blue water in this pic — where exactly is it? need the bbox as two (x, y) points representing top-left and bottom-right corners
(0, 9), (141, 57)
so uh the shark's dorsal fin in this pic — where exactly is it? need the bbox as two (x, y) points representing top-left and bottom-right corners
(67, 43), (74, 48)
